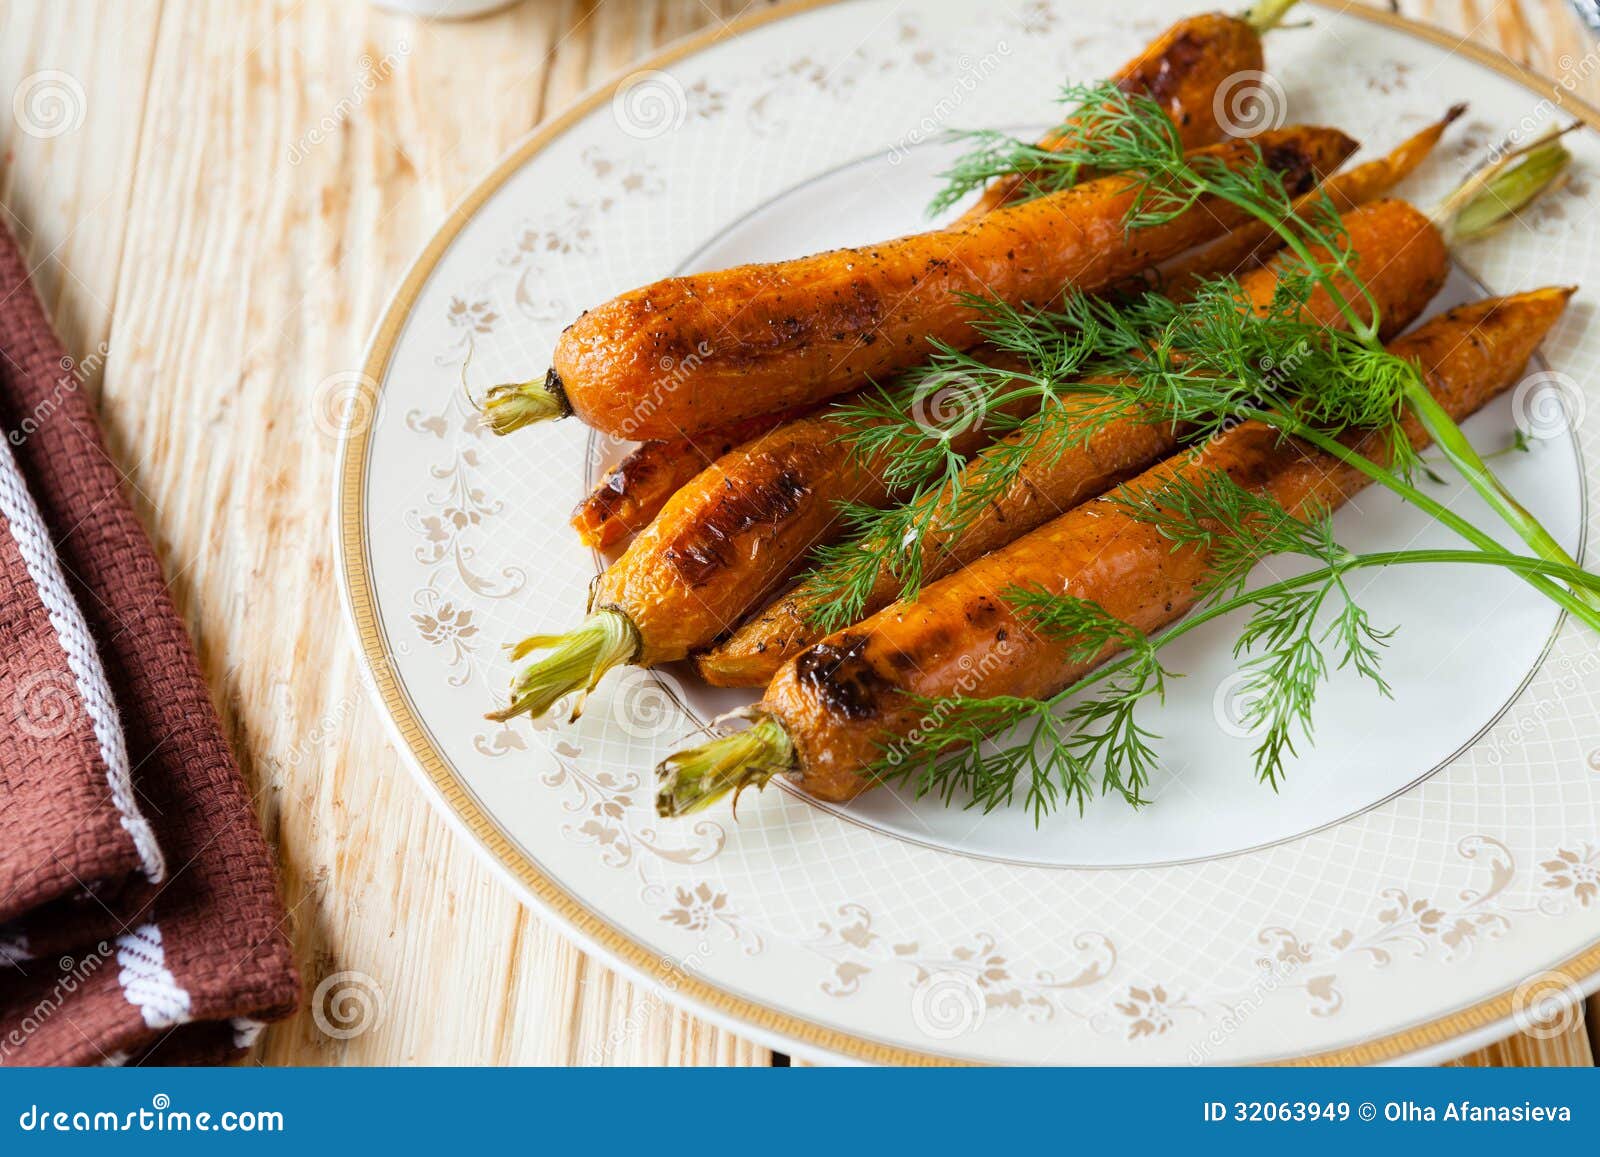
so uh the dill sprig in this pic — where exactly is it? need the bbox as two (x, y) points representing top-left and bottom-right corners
(829, 83), (1594, 631)
(1108, 469), (1350, 604)
(889, 587), (1172, 820)
(802, 272), (1402, 631)
(881, 473), (1392, 811)
(803, 393), (1114, 630)
(839, 84), (1600, 817)
(929, 131), (1087, 216)
(814, 85), (1403, 628)
(875, 472), (1600, 815)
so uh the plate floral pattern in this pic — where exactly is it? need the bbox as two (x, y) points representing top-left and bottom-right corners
(340, 0), (1600, 1063)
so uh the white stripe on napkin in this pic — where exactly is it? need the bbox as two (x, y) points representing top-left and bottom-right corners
(115, 923), (191, 1030)
(0, 435), (163, 883)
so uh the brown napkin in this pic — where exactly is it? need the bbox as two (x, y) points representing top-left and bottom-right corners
(0, 222), (297, 1064)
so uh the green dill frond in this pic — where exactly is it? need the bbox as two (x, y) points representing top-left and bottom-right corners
(1008, 585), (1149, 666)
(821, 73), (1596, 822)
(1044, 82), (1186, 175)
(800, 494), (942, 632)
(1224, 552), (1396, 788)
(804, 392), (1138, 631)
(929, 81), (1183, 218)
(874, 468), (1400, 814)
(1325, 594), (1396, 694)
(871, 587), (1172, 819)
(1111, 469), (1351, 603)
(928, 130), (1087, 216)
(957, 294), (1105, 385)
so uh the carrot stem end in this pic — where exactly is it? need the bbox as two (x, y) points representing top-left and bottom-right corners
(487, 609), (639, 723)
(483, 368), (570, 435)
(655, 715), (795, 818)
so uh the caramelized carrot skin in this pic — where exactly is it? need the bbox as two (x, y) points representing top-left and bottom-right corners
(960, 12), (1262, 219)
(571, 407), (812, 549)
(554, 128), (1358, 440)
(572, 13), (1332, 545)
(758, 289), (1573, 801)
(696, 199), (1450, 686)
(591, 381), (1020, 666)
(1146, 109), (1459, 298)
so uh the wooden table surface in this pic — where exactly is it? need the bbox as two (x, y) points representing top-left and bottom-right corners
(3, 0), (1598, 1066)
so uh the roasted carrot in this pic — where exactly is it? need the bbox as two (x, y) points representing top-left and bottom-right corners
(1141, 105), (1463, 300)
(567, 11), (1313, 546)
(494, 166), (1447, 722)
(486, 377), (1032, 722)
(955, 4), (1294, 219)
(571, 406), (813, 550)
(486, 127), (1358, 440)
(656, 288), (1574, 812)
(696, 197), (1452, 687)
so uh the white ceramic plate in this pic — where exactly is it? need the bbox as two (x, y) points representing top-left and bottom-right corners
(339, 0), (1600, 1063)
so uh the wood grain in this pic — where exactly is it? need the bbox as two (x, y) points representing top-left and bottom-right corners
(0, 0), (1592, 1067)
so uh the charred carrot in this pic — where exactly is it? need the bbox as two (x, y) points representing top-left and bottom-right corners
(495, 153), (1445, 720)
(486, 127), (1358, 439)
(954, 3), (1300, 219)
(697, 197), (1451, 686)
(656, 288), (1575, 812)
(571, 406), (813, 550)
(486, 378), (1031, 722)
(566, 10), (1311, 545)
(1141, 105), (1463, 299)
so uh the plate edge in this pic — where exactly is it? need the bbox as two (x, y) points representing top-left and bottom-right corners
(334, 0), (1600, 1066)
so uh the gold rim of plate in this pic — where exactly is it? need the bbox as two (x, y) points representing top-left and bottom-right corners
(337, 0), (1600, 1065)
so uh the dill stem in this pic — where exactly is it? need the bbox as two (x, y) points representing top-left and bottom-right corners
(1029, 547), (1600, 720)
(1399, 376), (1599, 612)
(1205, 160), (1594, 625)
(1250, 417), (1600, 632)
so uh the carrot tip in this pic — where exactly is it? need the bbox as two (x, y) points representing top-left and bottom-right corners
(655, 713), (794, 818)
(491, 610), (639, 723)
(1447, 136), (1572, 242)
(482, 368), (570, 435)
(1244, 0), (1305, 34)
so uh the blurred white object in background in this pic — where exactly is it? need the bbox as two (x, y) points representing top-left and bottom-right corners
(373, 0), (521, 18)
(1572, 0), (1600, 34)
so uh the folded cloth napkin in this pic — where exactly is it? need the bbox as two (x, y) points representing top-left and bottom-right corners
(0, 222), (297, 1064)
